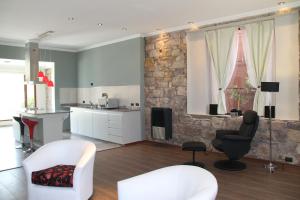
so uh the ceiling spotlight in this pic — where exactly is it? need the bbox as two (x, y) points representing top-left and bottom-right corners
(277, 1), (291, 13)
(98, 23), (103, 27)
(188, 22), (199, 31)
(121, 27), (127, 31)
(67, 17), (75, 21)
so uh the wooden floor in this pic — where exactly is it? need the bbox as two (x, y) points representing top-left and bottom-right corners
(0, 141), (300, 200)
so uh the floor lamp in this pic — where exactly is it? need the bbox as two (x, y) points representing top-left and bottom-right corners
(261, 81), (279, 173)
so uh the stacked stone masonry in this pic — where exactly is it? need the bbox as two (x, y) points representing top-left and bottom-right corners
(144, 30), (300, 165)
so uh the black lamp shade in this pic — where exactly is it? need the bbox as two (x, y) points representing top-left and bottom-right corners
(261, 82), (279, 92)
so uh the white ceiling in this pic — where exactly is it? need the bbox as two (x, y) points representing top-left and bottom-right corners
(0, 0), (299, 52)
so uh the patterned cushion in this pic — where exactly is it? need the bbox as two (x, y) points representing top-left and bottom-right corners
(31, 165), (75, 187)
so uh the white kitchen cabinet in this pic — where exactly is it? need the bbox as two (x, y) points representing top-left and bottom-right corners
(70, 107), (142, 144)
(106, 111), (142, 144)
(92, 111), (108, 140)
(78, 110), (93, 137)
(70, 108), (79, 134)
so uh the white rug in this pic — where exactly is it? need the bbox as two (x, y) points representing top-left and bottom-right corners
(63, 133), (121, 152)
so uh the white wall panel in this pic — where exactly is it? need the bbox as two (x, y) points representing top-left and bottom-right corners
(187, 31), (211, 114)
(275, 12), (299, 120)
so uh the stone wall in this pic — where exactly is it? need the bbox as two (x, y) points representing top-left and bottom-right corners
(144, 30), (300, 165)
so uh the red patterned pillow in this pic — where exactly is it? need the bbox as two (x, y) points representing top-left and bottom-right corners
(32, 165), (75, 187)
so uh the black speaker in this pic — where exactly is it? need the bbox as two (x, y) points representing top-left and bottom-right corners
(264, 106), (275, 118)
(261, 82), (279, 92)
(209, 104), (218, 115)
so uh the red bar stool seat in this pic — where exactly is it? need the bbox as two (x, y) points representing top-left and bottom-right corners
(22, 118), (38, 153)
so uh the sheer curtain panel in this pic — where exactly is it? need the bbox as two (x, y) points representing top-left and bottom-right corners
(242, 20), (274, 115)
(205, 27), (238, 114)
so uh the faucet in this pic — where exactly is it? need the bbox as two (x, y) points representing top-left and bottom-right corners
(89, 101), (94, 108)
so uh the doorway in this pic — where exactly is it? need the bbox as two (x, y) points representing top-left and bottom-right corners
(0, 58), (55, 171)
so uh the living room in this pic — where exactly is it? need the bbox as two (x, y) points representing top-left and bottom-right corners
(0, 0), (299, 200)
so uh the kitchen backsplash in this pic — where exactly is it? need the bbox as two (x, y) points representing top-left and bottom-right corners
(59, 88), (78, 104)
(60, 85), (140, 107)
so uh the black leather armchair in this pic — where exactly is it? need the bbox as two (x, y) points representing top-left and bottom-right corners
(212, 110), (259, 171)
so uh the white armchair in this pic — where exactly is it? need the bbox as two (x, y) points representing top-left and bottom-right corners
(23, 140), (96, 200)
(118, 165), (218, 200)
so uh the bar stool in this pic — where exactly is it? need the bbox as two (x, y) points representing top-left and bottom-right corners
(13, 116), (26, 150)
(22, 118), (38, 153)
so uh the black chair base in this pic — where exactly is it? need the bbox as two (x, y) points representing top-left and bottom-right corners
(214, 160), (246, 171)
(184, 161), (205, 168)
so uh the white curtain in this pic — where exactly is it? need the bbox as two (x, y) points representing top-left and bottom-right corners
(242, 20), (274, 115)
(205, 27), (239, 114)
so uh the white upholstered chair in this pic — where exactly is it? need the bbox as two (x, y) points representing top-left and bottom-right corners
(118, 165), (218, 200)
(23, 140), (96, 200)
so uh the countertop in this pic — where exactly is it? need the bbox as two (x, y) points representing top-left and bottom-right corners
(67, 105), (140, 113)
(21, 109), (70, 115)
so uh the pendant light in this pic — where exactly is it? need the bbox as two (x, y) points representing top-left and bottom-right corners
(43, 76), (49, 83)
(47, 80), (54, 87)
(37, 71), (44, 78)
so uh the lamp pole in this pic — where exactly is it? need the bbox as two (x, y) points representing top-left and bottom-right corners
(264, 103), (276, 173)
(261, 82), (279, 173)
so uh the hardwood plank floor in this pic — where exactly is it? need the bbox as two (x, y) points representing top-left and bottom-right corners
(0, 141), (299, 200)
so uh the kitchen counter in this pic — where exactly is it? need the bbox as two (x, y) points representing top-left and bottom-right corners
(70, 106), (142, 144)
(69, 106), (140, 112)
(22, 109), (70, 116)
(20, 110), (70, 146)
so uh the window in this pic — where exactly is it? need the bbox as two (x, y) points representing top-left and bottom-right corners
(225, 30), (256, 113)
(187, 14), (299, 120)
(0, 73), (25, 120)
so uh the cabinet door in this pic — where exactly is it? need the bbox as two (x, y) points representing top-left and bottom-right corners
(78, 110), (93, 137)
(92, 112), (108, 140)
(70, 109), (79, 134)
(107, 113), (123, 143)
(108, 113), (122, 129)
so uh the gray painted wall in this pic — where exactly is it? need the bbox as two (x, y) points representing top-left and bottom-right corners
(77, 37), (145, 137)
(0, 38), (145, 134)
(77, 37), (144, 87)
(0, 45), (78, 109)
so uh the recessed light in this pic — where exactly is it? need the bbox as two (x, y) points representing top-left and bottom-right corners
(67, 17), (75, 21)
(277, 1), (291, 13)
(121, 27), (127, 31)
(188, 22), (199, 31)
(97, 23), (103, 27)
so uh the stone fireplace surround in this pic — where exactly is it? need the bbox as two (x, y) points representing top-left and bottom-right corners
(144, 27), (300, 165)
